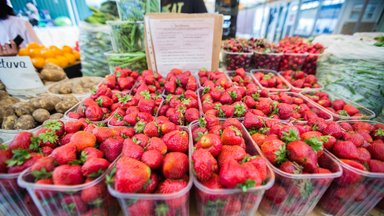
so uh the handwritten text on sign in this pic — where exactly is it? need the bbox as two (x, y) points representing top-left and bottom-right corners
(0, 56), (44, 90)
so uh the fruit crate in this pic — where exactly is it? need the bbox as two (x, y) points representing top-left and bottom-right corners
(255, 143), (342, 215)
(18, 168), (119, 216)
(302, 53), (322, 75)
(253, 51), (283, 71)
(105, 51), (147, 74)
(284, 92), (333, 123)
(301, 91), (376, 121)
(224, 71), (257, 87)
(317, 120), (384, 216)
(189, 120), (275, 216)
(251, 69), (291, 92)
(222, 50), (253, 72)
(279, 71), (323, 93)
(279, 53), (308, 71)
(0, 171), (40, 216)
(64, 101), (112, 124)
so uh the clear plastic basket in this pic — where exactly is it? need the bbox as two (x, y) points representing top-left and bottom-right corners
(301, 91), (376, 120)
(189, 120), (275, 216)
(302, 53), (322, 75)
(317, 120), (384, 216)
(279, 71), (323, 93)
(18, 168), (120, 216)
(104, 51), (147, 74)
(108, 21), (145, 53)
(279, 53), (308, 71)
(253, 51), (283, 71)
(222, 50), (253, 72)
(224, 71), (257, 87)
(251, 69), (291, 92)
(64, 101), (111, 125)
(116, 0), (160, 21)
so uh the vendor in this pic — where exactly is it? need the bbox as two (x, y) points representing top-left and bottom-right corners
(162, 0), (207, 13)
(0, 0), (40, 56)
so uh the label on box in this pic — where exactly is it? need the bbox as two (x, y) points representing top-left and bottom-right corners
(0, 56), (44, 90)
(145, 13), (223, 76)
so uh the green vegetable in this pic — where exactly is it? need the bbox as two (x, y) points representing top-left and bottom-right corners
(109, 21), (145, 53)
(85, 6), (118, 25)
(374, 36), (384, 47)
(106, 51), (147, 73)
(116, 0), (160, 21)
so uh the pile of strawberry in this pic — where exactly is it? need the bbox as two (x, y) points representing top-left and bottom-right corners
(109, 117), (190, 215)
(226, 68), (256, 87)
(280, 70), (321, 89)
(164, 69), (198, 95)
(222, 38), (252, 53)
(131, 70), (165, 95)
(199, 70), (232, 90)
(108, 90), (163, 126)
(253, 71), (289, 90)
(303, 91), (364, 119)
(158, 91), (200, 126)
(99, 67), (139, 92)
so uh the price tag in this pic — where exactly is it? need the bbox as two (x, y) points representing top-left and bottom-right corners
(145, 13), (223, 76)
(0, 56), (45, 94)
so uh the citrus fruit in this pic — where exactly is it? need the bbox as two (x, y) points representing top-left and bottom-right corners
(41, 49), (56, 59)
(29, 48), (42, 58)
(61, 45), (73, 54)
(73, 51), (81, 60)
(18, 48), (29, 56)
(49, 45), (62, 56)
(31, 57), (45, 68)
(27, 42), (42, 49)
(45, 58), (60, 66)
(56, 55), (69, 68)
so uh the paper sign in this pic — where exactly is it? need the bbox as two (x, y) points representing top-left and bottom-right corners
(145, 13), (223, 76)
(0, 56), (44, 90)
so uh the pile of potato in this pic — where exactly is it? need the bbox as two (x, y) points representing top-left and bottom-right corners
(1, 94), (78, 130)
(48, 76), (103, 95)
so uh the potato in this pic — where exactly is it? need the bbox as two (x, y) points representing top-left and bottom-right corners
(14, 115), (36, 130)
(35, 96), (61, 112)
(0, 81), (4, 90)
(55, 100), (77, 113)
(49, 113), (63, 120)
(58, 84), (72, 94)
(40, 63), (67, 81)
(13, 102), (34, 116)
(2, 115), (17, 130)
(32, 108), (50, 123)
(0, 97), (19, 108)
(0, 106), (15, 124)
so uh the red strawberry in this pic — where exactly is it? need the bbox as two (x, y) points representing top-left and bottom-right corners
(85, 105), (104, 121)
(323, 122), (344, 138)
(337, 159), (365, 184)
(332, 140), (359, 160)
(277, 103), (293, 120)
(162, 152), (189, 179)
(218, 145), (246, 167)
(81, 179), (106, 203)
(343, 104), (359, 116)
(51, 144), (77, 165)
(158, 179), (188, 208)
(61, 195), (88, 213)
(185, 108), (199, 123)
(31, 156), (55, 175)
(323, 135), (336, 150)
(146, 137), (167, 155)
(82, 147), (104, 160)
(64, 121), (83, 134)
(332, 99), (346, 111)
(95, 96), (113, 108)
(357, 147), (371, 163)
(141, 150), (163, 169)
(286, 141), (318, 172)
(118, 77), (134, 90)
(7, 152), (43, 173)
(202, 173), (222, 189)
(163, 130), (189, 153)
(115, 157), (151, 193)
(92, 127), (116, 143)
(220, 104), (235, 117)
(339, 122), (353, 131)
(122, 138), (144, 160)
(343, 131), (364, 147)
(0, 145), (11, 173)
(243, 112), (264, 129)
(143, 121), (160, 137)
(264, 184), (287, 204)
(192, 149), (218, 182)
(219, 159), (247, 189)
(367, 142), (384, 161)
(279, 161), (301, 174)
(160, 121), (177, 134)
(9, 132), (32, 150)
(81, 158), (110, 177)
(221, 126), (243, 146)
(140, 173), (160, 193)
(195, 134), (222, 157)
(222, 118), (242, 130)
(204, 115), (220, 129)
(247, 156), (268, 181)
(241, 162), (261, 186)
(368, 159), (384, 172)
(99, 136), (124, 162)
(261, 139), (286, 165)
(353, 122), (374, 132)
(52, 165), (84, 185)
(127, 200), (154, 216)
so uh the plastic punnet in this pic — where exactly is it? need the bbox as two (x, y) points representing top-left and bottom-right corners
(251, 69), (291, 92)
(253, 51), (283, 71)
(189, 120), (275, 216)
(222, 50), (253, 71)
(279, 53), (308, 71)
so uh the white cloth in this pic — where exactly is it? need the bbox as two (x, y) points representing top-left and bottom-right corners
(0, 16), (39, 47)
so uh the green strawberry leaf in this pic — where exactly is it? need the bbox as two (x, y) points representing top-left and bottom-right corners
(43, 120), (61, 131)
(259, 127), (270, 134)
(96, 97), (103, 107)
(90, 198), (103, 207)
(234, 103), (246, 117)
(195, 132), (206, 142)
(118, 94), (132, 103)
(237, 179), (256, 192)
(275, 144), (287, 165)
(132, 137), (141, 145)
(229, 91), (237, 100)
(198, 118), (207, 128)
(0, 144), (8, 150)
(251, 92), (260, 101)
(6, 149), (31, 167)
(298, 180), (314, 198)
(203, 87), (210, 94)
(339, 110), (349, 116)
(176, 78), (181, 87)
(134, 121), (146, 133)
(312, 124), (318, 131)
(32, 168), (52, 180)
(29, 136), (41, 152)
(115, 71), (121, 77)
(214, 103), (222, 110)
(182, 98), (191, 105)
(305, 137), (323, 152)
(89, 169), (104, 178)
(231, 126), (242, 136)
(63, 203), (76, 213)
(105, 166), (116, 185)
(155, 203), (170, 215)
(320, 135), (329, 143)
(114, 112), (123, 121)
(166, 94), (173, 103)
(140, 90), (151, 100)
(39, 131), (58, 144)
(281, 129), (300, 143)
(218, 108), (225, 118)
(375, 128), (384, 137)
(263, 74), (273, 80)
(91, 87), (97, 94)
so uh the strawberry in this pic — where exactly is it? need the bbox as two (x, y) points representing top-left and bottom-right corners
(277, 103), (293, 120)
(115, 157), (151, 193)
(195, 134), (222, 157)
(7, 152), (43, 173)
(81, 158), (110, 177)
(204, 115), (220, 129)
(82, 147), (104, 160)
(122, 138), (144, 160)
(92, 127), (116, 143)
(367, 142), (384, 161)
(279, 161), (302, 174)
(322, 135), (336, 150)
(53, 165), (84, 185)
(337, 159), (365, 184)
(9, 132), (33, 150)
(241, 162), (262, 186)
(81, 179), (106, 203)
(339, 122), (353, 131)
(353, 122), (374, 132)
(368, 159), (384, 172)
(261, 139), (286, 165)
(85, 105), (104, 121)
(357, 147), (371, 163)
(247, 156), (268, 181)
(219, 159), (247, 189)
(140, 173), (160, 193)
(61, 195), (88, 213)
(323, 122), (344, 138)
(127, 200), (154, 216)
(99, 136), (124, 162)
(218, 145), (246, 167)
(192, 149), (218, 182)
(343, 104), (359, 116)
(221, 126), (243, 146)
(185, 108), (200, 123)
(31, 157), (55, 178)
(158, 179), (188, 208)
(117, 77), (134, 90)
(146, 137), (167, 155)
(162, 152), (189, 179)
(243, 112), (264, 129)
(222, 118), (242, 130)
(0, 145), (11, 173)
(51, 144), (77, 165)
(163, 130), (189, 153)
(332, 140), (359, 160)
(343, 132), (364, 147)
(143, 121), (160, 137)
(141, 150), (163, 169)
(286, 141), (318, 172)
(160, 121), (177, 134)
(264, 184), (287, 204)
